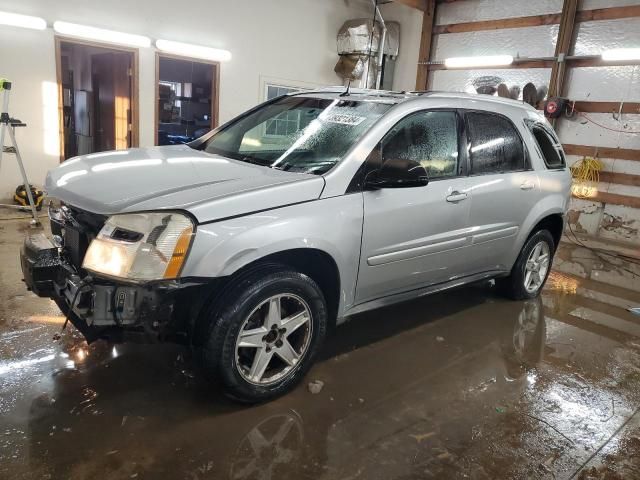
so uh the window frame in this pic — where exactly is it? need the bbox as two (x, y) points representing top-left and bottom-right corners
(525, 119), (566, 170)
(461, 109), (531, 177)
(377, 108), (467, 182)
(346, 108), (466, 193)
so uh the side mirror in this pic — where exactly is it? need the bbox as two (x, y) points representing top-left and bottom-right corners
(365, 158), (429, 189)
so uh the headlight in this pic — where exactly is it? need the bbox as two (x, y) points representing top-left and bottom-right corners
(82, 212), (194, 281)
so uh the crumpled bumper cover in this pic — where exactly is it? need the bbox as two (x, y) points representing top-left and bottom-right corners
(20, 233), (211, 343)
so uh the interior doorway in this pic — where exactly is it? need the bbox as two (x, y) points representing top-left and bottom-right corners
(56, 38), (138, 161)
(155, 54), (219, 145)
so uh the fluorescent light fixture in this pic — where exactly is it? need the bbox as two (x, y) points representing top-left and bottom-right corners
(53, 21), (151, 48)
(0, 11), (46, 30)
(444, 55), (514, 69)
(156, 39), (232, 61)
(601, 48), (640, 61)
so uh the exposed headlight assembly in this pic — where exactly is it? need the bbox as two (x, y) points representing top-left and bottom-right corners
(83, 212), (194, 281)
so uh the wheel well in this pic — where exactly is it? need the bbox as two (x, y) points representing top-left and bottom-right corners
(189, 249), (341, 345)
(256, 249), (341, 326)
(530, 213), (564, 250)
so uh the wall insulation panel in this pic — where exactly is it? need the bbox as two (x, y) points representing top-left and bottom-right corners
(435, 0), (562, 25)
(573, 18), (640, 56)
(565, 66), (639, 101)
(557, 114), (640, 150)
(432, 25), (558, 60)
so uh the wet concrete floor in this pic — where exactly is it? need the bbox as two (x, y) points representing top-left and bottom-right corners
(2, 216), (640, 479)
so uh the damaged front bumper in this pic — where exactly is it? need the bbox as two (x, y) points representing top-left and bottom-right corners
(21, 233), (210, 344)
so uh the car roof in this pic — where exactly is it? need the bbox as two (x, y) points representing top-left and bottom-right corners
(292, 87), (539, 113)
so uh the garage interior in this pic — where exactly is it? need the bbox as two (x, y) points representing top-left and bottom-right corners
(58, 40), (136, 158)
(156, 55), (218, 145)
(1, 0), (640, 479)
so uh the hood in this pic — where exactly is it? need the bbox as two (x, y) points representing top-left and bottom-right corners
(45, 146), (325, 223)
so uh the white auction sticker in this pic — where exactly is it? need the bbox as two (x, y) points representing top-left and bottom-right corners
(324, 114), (365, 126)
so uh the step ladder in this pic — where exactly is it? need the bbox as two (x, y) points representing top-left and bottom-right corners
(0, 79), (41, 226)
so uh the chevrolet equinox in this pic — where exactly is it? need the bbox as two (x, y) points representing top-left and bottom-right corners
(21, 89), (572, 402)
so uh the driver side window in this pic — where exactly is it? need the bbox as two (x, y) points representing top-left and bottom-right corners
(380, 110), (459, 180)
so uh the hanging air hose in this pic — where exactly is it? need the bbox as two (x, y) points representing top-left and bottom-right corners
(570, 156), (603, 199)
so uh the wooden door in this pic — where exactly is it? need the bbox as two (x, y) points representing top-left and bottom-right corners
(92, 52), (132, 151)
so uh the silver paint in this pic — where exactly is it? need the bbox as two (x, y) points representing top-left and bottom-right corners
(44, 89), (572, 323)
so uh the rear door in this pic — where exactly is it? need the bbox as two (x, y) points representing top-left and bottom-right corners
(355, 109), (473, 304)
(462, 110), (541, 273)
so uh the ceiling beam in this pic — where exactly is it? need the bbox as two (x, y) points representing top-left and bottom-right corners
(433, 4), (640, 35)
(573, 190), (640, 209)
(563, 145), (640, 162)
(425, 59), (555, 70)
(570, 101), (640, 114)
(577, 4), (640, 22)
(434, 12), (561, 34)
(415, 0), (436, 90)
(424, 56), (640, 70)
(598, 171), (640, 188)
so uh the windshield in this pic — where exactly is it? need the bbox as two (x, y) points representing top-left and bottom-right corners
(195, 96), (392, 175)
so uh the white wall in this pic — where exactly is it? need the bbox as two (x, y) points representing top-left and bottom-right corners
(379, 2), (422, 92)
(0, 0), (379, 197)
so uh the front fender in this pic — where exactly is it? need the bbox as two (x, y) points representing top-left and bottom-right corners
(182, 195), (364, 314)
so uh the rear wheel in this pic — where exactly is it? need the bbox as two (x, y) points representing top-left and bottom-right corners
(498, 229), (555, 300)
(197, 266), (328, 403)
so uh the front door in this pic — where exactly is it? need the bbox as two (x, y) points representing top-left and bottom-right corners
(355, 110), (473, 304)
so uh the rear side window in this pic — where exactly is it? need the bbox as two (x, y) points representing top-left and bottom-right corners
(529, 123), (565, 169)
(466, 112), (525, 175)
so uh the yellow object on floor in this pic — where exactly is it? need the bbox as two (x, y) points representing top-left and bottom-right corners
(13, 184), (44, 210)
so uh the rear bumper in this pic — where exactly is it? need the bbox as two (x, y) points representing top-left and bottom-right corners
(21, 233), (211, 343)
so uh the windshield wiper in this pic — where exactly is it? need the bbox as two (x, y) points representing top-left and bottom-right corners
(238, 155), (274, 167)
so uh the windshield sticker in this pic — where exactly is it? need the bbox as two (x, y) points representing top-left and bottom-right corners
(324, 114), (366, 126)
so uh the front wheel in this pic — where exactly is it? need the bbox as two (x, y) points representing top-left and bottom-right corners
(498, 229), (555, 300)
(197, 266), (328, 403)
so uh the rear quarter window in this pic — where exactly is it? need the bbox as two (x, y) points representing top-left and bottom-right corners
(527, 121), (566, 169)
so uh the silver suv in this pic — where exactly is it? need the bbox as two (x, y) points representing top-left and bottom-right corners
(21, 89), (571, 402)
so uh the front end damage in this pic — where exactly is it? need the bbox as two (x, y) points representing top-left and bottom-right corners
(20, 205), (210, 344)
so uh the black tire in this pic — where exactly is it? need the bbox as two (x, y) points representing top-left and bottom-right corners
(197, 265), (328, 403)
(498, 229), (555, 300)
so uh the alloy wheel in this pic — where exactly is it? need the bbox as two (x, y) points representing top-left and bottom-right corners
(235, 294), (313, 385)
(524, 241), (550, 293)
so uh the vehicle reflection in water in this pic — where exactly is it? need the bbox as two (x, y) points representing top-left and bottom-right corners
(23, 284), (550, 480)
(501, 298), (545, 380)
(229, 411), (305, 480)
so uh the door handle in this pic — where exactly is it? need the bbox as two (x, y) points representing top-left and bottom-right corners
(520, 182), (535, 190)
(446, 191), (468, 203)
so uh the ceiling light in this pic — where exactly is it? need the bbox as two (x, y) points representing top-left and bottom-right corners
(0, 11), (46, 30)
(601, 48), (640, 61)
(53, 21), (151, 48)
(444, 55), (514, 69)
(156, 39), (232, 61)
